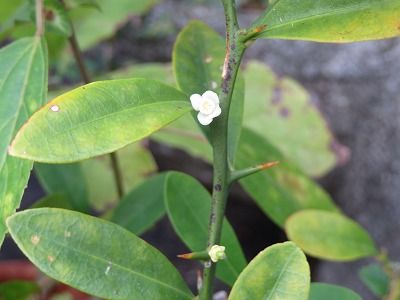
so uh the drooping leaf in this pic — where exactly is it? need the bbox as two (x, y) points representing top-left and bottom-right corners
(285, 210), (377, 261)
(7, 208), (193, 300)
(243, 61), (346, 177)
(237, 128), (338, 227)
(164, 171), (247, 286)
(0, 37), (48, 247)
(359, 264), (390, 297)
(173, 20), (244, 165)
(229, 242), (310, 300)
(35, 163), (89, 212)
(81, 142), (157, 211)
(111, 173), (167, 235)
(10, 79), (192, 163)
(309, 283), (362, 300)
(0, 280), (40, 300)
(247, 0), (400, 43)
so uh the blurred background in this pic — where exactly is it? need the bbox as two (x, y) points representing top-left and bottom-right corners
(1, 0), (399, 299)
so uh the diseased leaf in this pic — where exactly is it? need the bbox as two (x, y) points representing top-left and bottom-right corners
(7, 208), (193, 300)
(111, 174), (166, 235)
(164, 171), (247, 286)
(237, 128), (338, 226)
(248, 0), (400, 42)
(173, 20), (244, 165)
(229, 242), (310, 300)
(309, 283), (362, 300)
(10, 79), (192, 163)
(243, 61), (346, 177)
(286, 210), (378, 261)
(35, 163), (89, 212)
(0, 37), (48, 247)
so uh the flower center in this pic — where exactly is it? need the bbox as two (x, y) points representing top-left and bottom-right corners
(200, 98), (216, 115)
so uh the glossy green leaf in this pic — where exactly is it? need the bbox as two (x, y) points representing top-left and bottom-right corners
(70, 0), (159, 50)
(359, 264), (389, 297)
(309, 283), (362, 300)
(173, 20), (244, 165)
(164, 171), (247, 286)
(111, 174), (166, 235)
(35, 163), (89, 212)
(10, 79), (192, 163)
(0, 280), (40, 300)
(237, 128), (338, 226)
(243, 61), (345, 177)
(81, 142), (157, 211)
(7, 208), (193, 300)
(248, 0), (400, 42)
(31, 194), (73, 210)
(229, 242), (310, 300)
(286, 210), (378, 261)
(0, 37), (48, 247)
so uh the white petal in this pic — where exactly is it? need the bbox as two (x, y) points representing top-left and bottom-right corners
(190, 94), (202, 111)
(197, 112), (213, 126)
(202, 90), (219, 104)
(209, 105), (221, 118)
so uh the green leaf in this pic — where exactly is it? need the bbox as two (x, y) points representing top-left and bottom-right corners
(10, 79), (192, 163)
(173, 20), (244, 165)
(164, 171), (247, 286)
(359, 264), (390, 297)
(7, 208), (193, 300)
(243, 61), (345, 177)
(70, 0), (160, 50)
(111, 174), (166, 235)
(0, 37), (48, 247)
(309, 283), (362, 300)
(237, 128), (338, 226)
(31, 194), (73, 210)
(248, 0), (400, 43)
(35, 163), (89, 212)
(0, 280), (40, 300)
(229, 242), (310, 300)
(44, 0), (73, 37)
(285, 210), (378, 261)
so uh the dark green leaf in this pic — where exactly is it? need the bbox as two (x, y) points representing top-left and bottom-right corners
(111, 174), (167, 235)
(359, 264), (390, 297)
(173, 20), (244, 165)
(7, 208), (193, 300)
(309, 283), (362, 300)
(229, 242), (310, 300)
(10, 79), (192, 163)
(35, 163), (89, 212)
(237, 128), (338, 226)
(248, 0), (400, 42)
(0, 37), (48, 247)
(285, 210), (378, 261)
(164, 171), (247, 286)
(31, 194), (73, 210)
(0, 280), (40, 300)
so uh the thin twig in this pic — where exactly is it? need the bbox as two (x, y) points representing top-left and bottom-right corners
(35, 0), (45, 36)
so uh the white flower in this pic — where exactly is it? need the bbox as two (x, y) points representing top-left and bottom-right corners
(208, 245), (226, 263)
(190, 91), (221, 126)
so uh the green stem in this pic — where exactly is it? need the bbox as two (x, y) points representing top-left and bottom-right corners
(199, 1), (245, 299)
(62, 2), (124, 199)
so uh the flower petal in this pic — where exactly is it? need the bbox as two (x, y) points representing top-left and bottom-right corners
(197, 112), (213, 126)
(209, 105), (221, 118)
(190, 94), (202, 111)
(202, 90), (219, 104)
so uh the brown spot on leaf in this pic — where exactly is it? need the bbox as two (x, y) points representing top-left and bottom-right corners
(31, 235), (40, 245)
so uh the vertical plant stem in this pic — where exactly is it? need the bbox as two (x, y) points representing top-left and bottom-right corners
(35, 0), (45, 36)
(199, 0), (245, 299)
(64, 6), (124, 198)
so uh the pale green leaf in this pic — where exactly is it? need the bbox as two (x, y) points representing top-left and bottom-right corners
(285, 210), (378, 261)
(10, 79), (192, 163)
(7, 208), (193, 300)
(164, 171), (247, 286)
(248, 0), (400, 42)
(229, 242), (310, 300)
